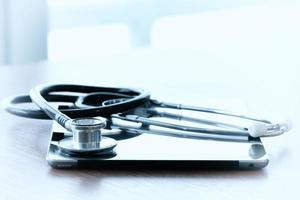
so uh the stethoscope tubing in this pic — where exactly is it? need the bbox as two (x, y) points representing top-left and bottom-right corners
(2, 84), (289, 139)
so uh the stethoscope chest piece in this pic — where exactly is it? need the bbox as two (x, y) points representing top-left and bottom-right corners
(57, 117), (117, 155)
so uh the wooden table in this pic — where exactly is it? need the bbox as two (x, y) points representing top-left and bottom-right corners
(0, 49), (299, 199)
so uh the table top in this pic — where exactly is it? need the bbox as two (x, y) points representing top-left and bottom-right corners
(0, 49), (299, 199)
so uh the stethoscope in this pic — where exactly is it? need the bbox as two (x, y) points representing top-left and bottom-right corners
(3, 84), (291, 155)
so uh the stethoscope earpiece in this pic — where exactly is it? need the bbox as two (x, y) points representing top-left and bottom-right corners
(248, 122), (269, 138)
(248, 120), (292, 138)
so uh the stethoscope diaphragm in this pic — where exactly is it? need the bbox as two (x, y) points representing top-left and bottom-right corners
(57, 117), (117, 155)
(57, 136), (117, 155)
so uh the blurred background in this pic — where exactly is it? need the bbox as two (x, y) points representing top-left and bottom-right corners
(0, 0), (299, 64)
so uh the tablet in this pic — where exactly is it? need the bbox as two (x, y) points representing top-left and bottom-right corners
(47, 121), (268, 170)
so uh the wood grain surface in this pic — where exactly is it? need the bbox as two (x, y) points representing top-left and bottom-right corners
(0, 49), (299, 200)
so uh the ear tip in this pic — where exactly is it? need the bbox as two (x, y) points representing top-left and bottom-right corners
(248, 122), (268, 138)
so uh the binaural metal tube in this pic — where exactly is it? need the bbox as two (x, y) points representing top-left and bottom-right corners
(152, 100), (271, 124)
